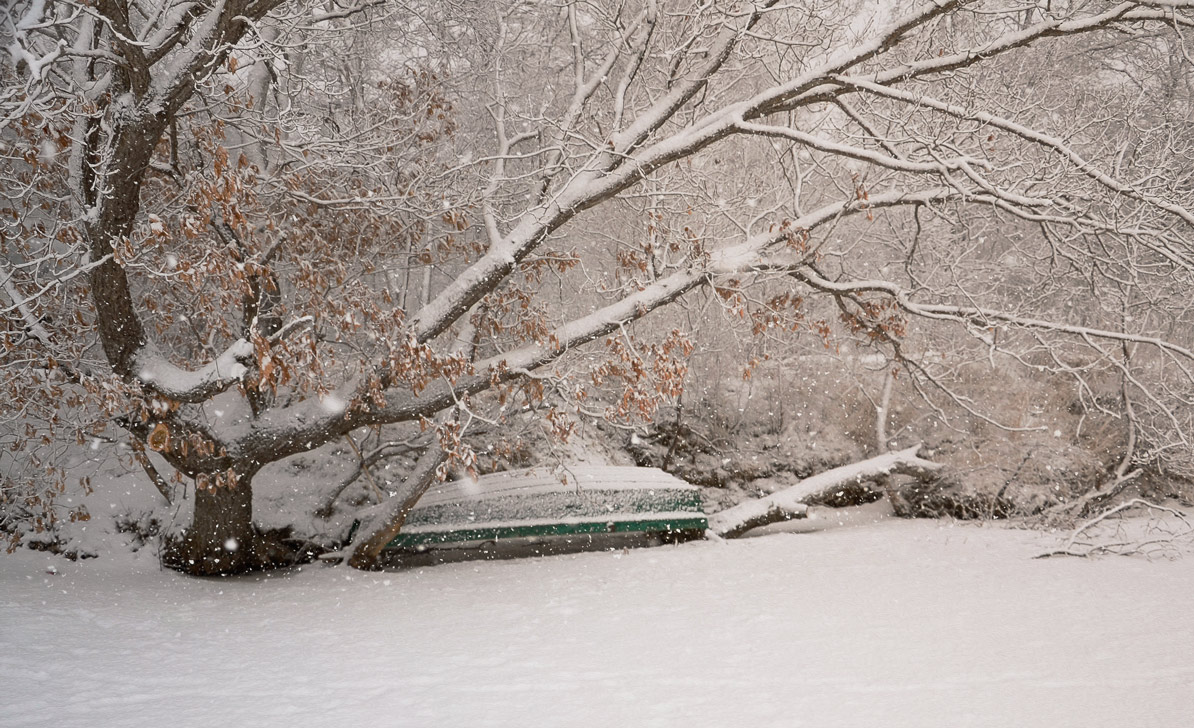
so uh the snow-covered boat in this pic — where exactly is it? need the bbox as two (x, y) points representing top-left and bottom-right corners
(384, 466), (708, 552)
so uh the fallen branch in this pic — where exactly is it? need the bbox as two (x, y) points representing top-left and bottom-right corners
(708, 444), (942, 539)
(1036, 498), (1193, 559)
(1041, 469), (1142, 525)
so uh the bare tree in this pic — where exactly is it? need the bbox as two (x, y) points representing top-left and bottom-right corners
(3, 0), (1193, 573)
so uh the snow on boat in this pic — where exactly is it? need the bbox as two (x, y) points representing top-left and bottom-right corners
(385, 466), (708, 551)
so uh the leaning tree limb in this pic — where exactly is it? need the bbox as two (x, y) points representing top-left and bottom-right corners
(708, 445), (942, 539)
(345, 441), (450, 570)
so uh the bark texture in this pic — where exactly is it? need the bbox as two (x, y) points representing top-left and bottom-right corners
(164, 478), (257, 576)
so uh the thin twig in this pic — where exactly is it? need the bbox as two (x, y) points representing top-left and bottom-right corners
(1037, 499), (1192, 558)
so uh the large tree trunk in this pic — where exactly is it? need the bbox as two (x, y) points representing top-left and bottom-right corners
(164, 476), (257, 576)
(709, 445), (942, 539)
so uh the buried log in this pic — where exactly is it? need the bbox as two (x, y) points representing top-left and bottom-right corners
(709, 445), (943, 539)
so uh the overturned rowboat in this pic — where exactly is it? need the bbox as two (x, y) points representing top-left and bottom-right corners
(383, 465), (708, 553)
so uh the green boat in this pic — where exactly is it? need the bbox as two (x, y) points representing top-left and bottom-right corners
(385, 466), (708, 552)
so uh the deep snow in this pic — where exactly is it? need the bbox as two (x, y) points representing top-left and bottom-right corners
(2, 506), (1192, 727)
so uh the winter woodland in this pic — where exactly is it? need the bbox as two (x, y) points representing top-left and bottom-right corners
(3, 0), (1194, 574)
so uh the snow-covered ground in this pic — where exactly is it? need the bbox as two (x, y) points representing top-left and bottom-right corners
(2, 505), (1192, 728)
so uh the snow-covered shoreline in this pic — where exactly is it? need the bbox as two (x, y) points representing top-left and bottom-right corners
(3, 511), (1191, 728)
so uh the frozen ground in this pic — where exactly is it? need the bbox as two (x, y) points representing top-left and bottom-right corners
(2, 504), (1192, 728)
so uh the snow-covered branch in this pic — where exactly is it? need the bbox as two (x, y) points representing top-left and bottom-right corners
(135, 339), (253, 403)
(733, 117), (991, 177)
(755, 2), (1194, 115)
(790, 269), (1194, 366)
(828, 74), (1194, 231)
(709, 445), (942, 539)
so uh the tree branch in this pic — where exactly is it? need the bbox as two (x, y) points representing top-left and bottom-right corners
(709, 445), (942, 538)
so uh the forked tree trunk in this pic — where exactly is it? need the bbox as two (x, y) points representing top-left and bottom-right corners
(164, 475), (257, 576)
